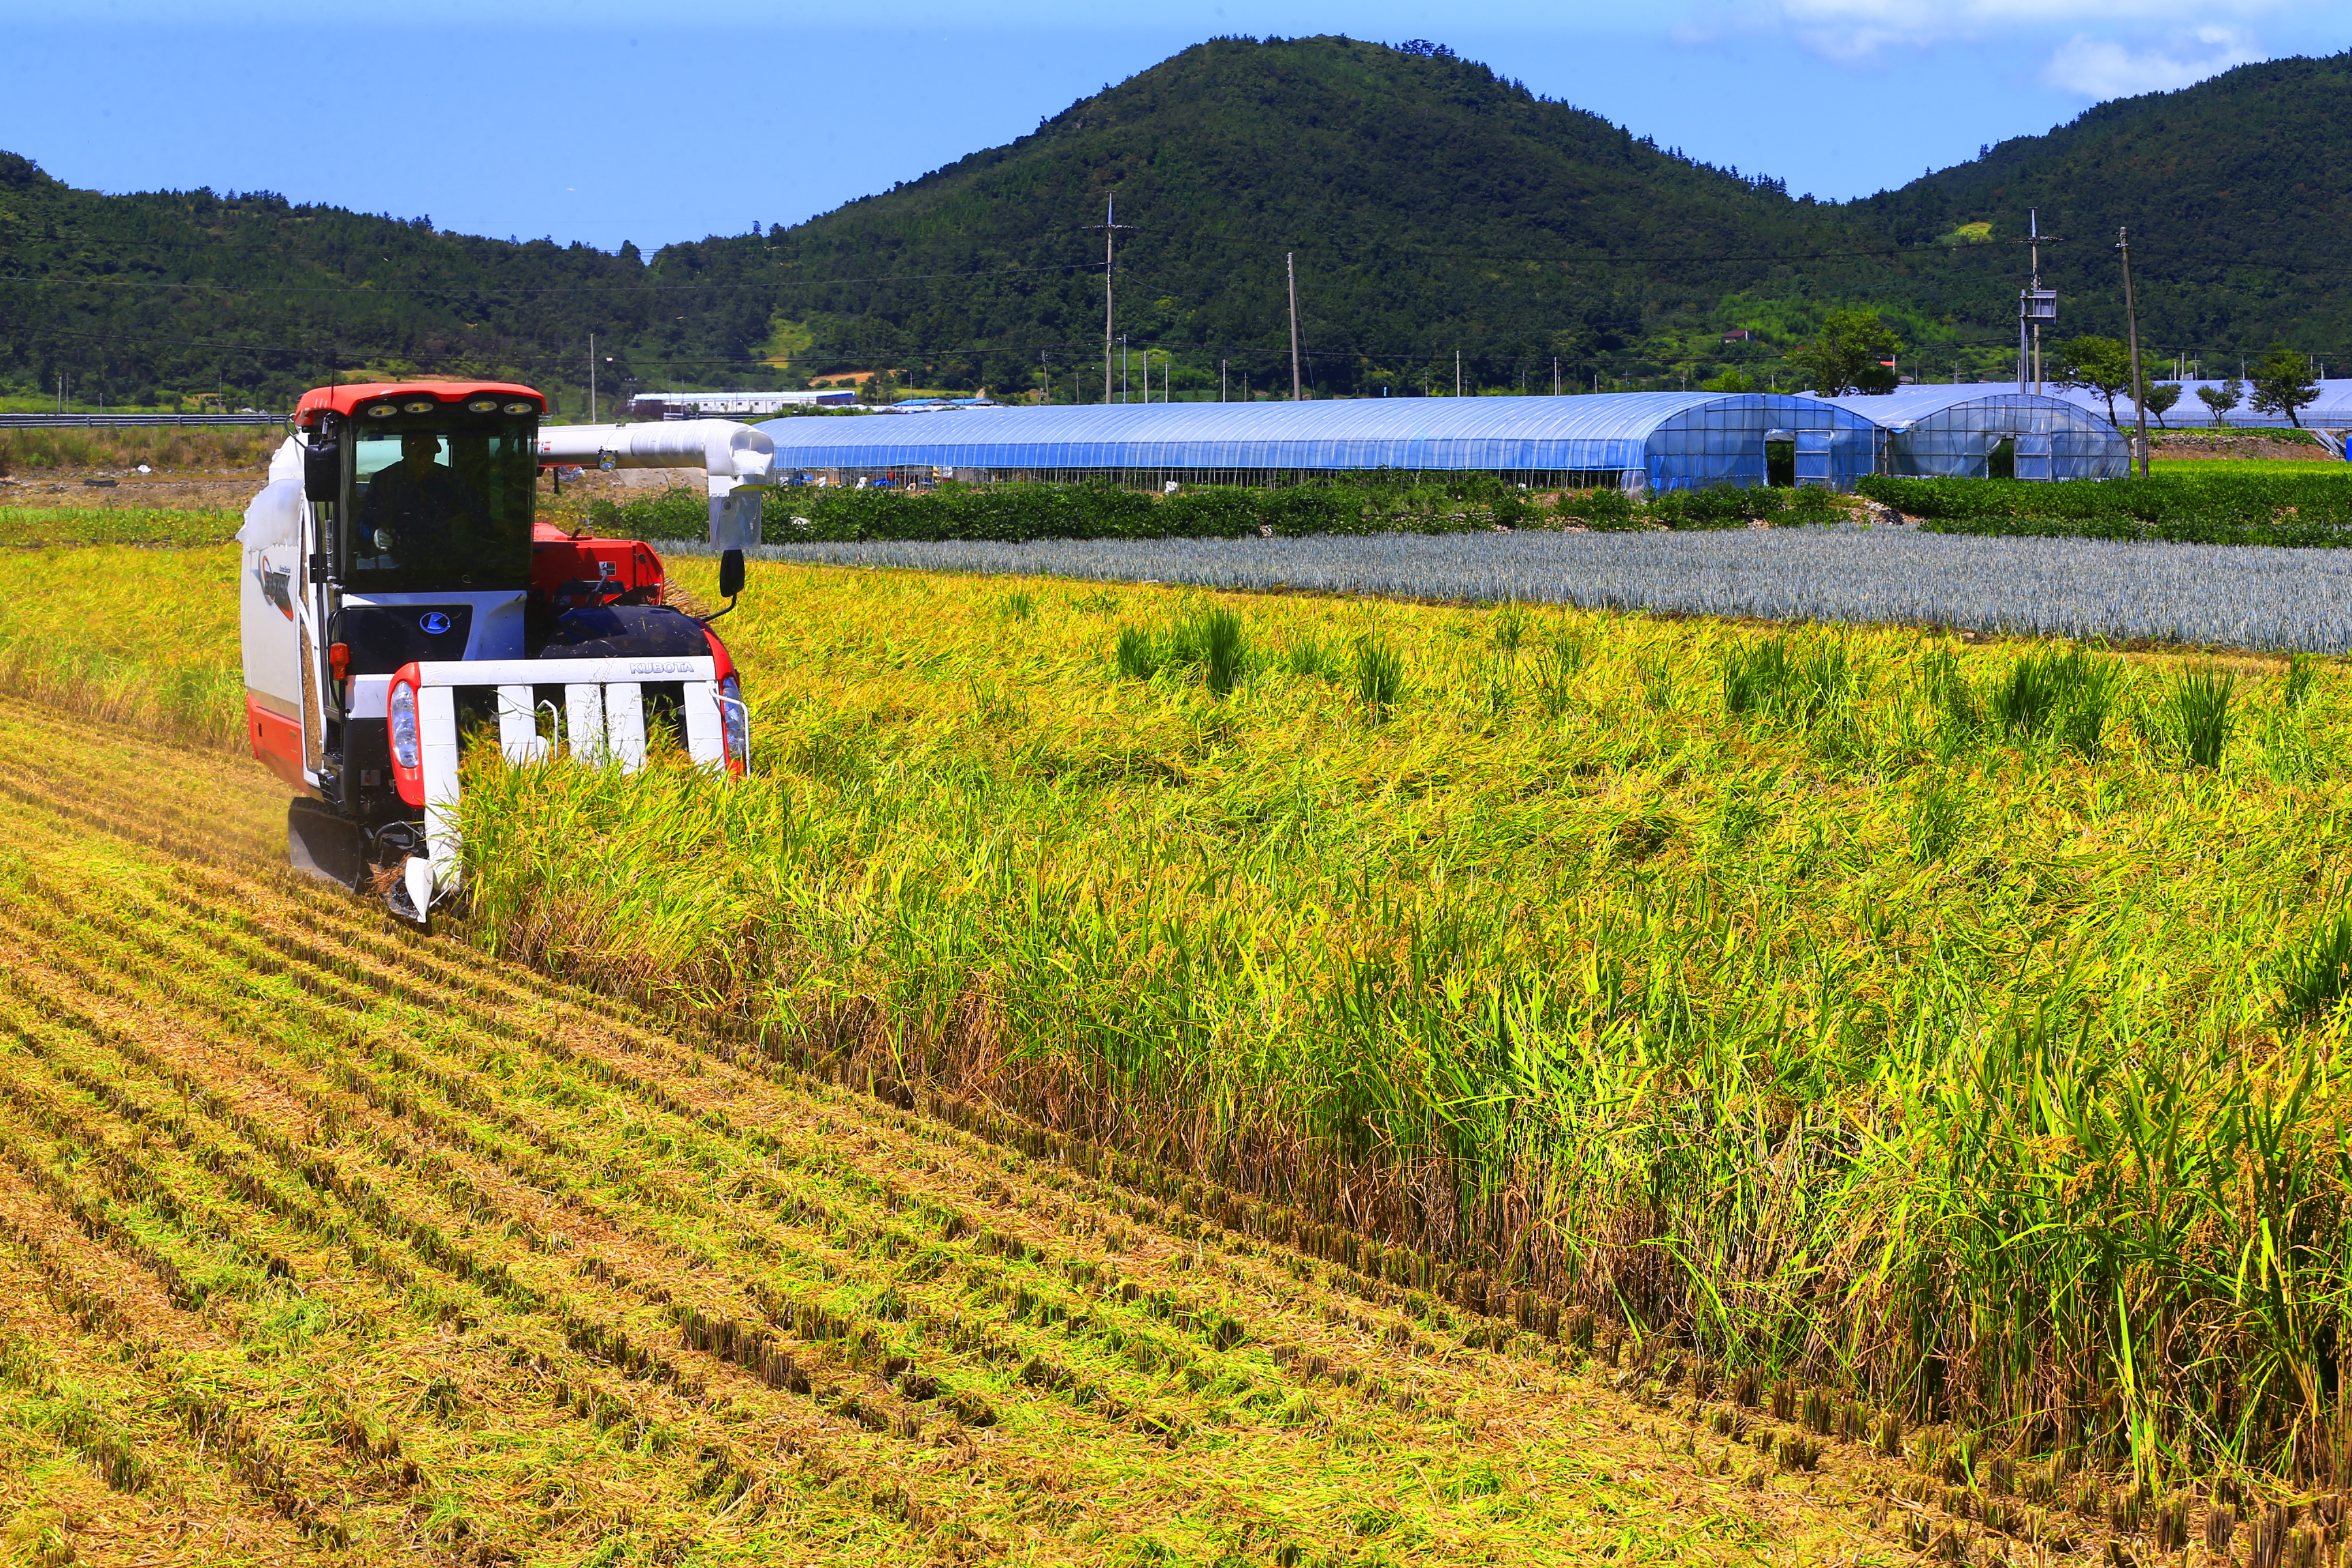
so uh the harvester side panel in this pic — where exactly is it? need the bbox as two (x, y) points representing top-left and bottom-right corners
(235, 439), (308, 784)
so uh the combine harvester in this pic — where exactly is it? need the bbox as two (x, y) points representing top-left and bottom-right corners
(237, 381), (771, 921)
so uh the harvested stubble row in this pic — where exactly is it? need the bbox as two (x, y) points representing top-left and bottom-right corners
(0, 696), (1938, 1565)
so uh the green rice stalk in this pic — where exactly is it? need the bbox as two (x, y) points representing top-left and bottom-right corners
(2166, 664), (2238, 769)
(2284, 653), (2316, 709)
(1352, 634), (1403, 717)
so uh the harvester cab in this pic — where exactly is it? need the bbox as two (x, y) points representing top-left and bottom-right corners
(235, 382), (772, 924)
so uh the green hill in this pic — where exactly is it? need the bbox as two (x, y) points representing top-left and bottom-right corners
(2, 37), (2348, 408)
(0, 150), (659, 416)
(727, 36), (1866, 398)
(1864, 53), (2352, 366)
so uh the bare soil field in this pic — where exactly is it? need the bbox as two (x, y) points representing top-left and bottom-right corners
(2150, 430), (2336, 461)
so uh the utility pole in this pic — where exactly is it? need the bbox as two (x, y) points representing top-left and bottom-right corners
(589, 333), (597, 423)
(1220, 359), (1228, 403)
(1455, 350), (1463, 398)
(2118, 226), (2151, 478)
(1082, 197), (1137, 405)
(1552, 357), (1560, 396)
(1286, 253), (1303, 400)
(2014, 208), (2061, 394)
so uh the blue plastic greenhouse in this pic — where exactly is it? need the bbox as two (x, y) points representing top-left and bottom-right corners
(1815, 389), (2128, 480)
(755, 393), (1883, 493)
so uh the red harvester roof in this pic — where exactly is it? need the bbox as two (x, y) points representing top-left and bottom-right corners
(294, 382), (545, 425)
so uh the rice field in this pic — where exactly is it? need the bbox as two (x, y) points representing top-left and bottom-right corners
(0, 425), (278, 474)
(672, 526), (2352, 652)
(0, 507), (243, 548)
(451, 552), (2352, 1519)
(12, 534), (2352, 1560)
(0, 693), (1936, 1565)
(0, 545), (245, 748)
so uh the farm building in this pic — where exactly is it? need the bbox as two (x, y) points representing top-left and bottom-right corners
(1816, 388), (2130, 481)
(754, 392), (1884, 492)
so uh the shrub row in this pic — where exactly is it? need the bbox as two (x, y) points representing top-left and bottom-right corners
(1859, 473), (2352, 547)
(604, 478), (1845, 545)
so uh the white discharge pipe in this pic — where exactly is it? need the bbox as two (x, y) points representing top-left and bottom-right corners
(536, 419), (776, 549)
(536, 419), (777, 482)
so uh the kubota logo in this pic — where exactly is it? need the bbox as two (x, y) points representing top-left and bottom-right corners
(420, 612), (453, 636)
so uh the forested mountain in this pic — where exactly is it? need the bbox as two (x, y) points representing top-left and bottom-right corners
(0, 150), (651, 414)
(1852, 52), (2352, 369)
(3, 37), (2348, 408)
(732, 37), (1865, 399)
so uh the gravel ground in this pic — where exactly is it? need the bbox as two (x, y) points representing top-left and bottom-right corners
(659, 525), (2352, 653)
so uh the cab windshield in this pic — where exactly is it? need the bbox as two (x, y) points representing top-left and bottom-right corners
(345, 418), (535, 592)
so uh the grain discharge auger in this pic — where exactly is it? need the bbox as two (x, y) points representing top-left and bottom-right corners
(237, 381), (771, 923)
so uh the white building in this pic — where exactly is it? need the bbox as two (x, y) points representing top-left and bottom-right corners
(625, 389), (857, 419)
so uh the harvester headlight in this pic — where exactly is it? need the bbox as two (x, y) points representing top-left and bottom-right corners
(402, 399), (436, 414)
(502, 400), (536, 414)
(466, 397), (500, 413)
(366, 403), (400, 419)
(718, 674), (749, 774)
(389, 681), (421, 770)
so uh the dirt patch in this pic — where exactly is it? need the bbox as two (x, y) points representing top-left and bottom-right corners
(2152, 431), (2335, 461)
(0, 472), (259, 510)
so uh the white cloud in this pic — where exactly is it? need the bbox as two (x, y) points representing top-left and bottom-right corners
(1732, 0), (2305, 61)
(2043, 25), (2261, 95)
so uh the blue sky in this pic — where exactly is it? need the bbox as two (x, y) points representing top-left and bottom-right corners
(5, 0), (2346, 254)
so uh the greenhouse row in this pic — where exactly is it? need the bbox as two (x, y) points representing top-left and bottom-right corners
(754, 389), (2149, 492)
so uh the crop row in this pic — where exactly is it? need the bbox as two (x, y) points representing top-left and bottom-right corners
(0, 696), (1937, 1565)
(0, 506), (243, 548)
(1861, 470), (2352, 542)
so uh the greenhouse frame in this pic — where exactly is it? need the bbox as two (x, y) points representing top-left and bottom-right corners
(755, 393), (1884, 493)
(1817, 389), (2128, 480)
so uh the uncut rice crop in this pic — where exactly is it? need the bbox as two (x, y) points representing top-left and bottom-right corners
(666, 525), (2352, 653)
(0, 506), (243, 548)
(467, 551), (2352, 1502)
(0, 426), (276, 474)
(0, 544), (244, 747)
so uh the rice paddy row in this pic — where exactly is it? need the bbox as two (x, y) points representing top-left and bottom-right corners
(442, 551), (2352, 1523)
(0, 695), (1937, 1566)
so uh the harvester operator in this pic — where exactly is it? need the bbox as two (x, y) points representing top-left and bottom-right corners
(358, 431), (494, 568)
